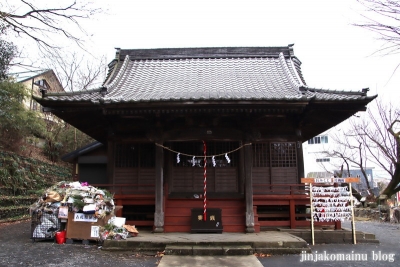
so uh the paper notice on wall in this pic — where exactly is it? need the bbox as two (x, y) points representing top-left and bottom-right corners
(91, 226), (100, 238)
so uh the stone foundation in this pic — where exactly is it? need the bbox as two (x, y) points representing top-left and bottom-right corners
(354, 207), (391, 222)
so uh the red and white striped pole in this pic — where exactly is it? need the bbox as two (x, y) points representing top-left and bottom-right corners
(203, 140), (207, 221)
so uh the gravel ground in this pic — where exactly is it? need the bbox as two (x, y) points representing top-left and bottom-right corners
(259, 220), (400, 267)
(0, 220), (160, 267)
(0, 219), (399, 267)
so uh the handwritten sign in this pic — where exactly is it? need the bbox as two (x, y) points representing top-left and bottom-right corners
(91, 226), (100, 237)
(73, 213), (98, 222)
(301, 177), (360, 184)
(58, 206), (68, 219)
(315, 178), (333, 183)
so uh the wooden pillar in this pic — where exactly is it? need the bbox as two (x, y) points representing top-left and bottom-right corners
(290, 199), (296, 229)
(296, 141), (305, 181)
(294, 139), (304, 229)
(239, 143), (245, 195)
(116, 199), (123, 217)
(107, 138), (115, 184)
(73, 163), (79, 181)
(153, 142), (164, 233)
(244, 143), (255, 233)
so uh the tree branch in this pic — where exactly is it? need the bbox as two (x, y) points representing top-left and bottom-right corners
(0, 1), (101, 51)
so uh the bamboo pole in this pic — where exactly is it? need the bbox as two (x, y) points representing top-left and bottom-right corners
(349, 183), (356, 244)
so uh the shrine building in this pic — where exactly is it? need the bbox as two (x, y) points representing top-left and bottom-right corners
(35, 46), (376, 233)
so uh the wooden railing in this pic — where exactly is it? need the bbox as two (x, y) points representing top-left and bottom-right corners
(91, 184), (155, 227)
(90, 182), (341, 231)
(253, 183), (340, 230)
(253, 183), (309, 195)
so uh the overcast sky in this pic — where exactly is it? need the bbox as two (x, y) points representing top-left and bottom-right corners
(7, 0), (399, 102)
(77, 0), (399, 103)
(7, 0), (396, 177)
(82, 0), (396, 178)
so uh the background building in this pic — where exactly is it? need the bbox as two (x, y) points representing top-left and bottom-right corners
(16, 69), (64, 113)
(302, 129), (381, 196)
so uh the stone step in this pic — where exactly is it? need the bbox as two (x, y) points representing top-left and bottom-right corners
(164, 244), (311, 256)
(0, 205), (31, 220)
(252, 239), (309, 249)
(279, 228), (380, 244)
(165, 244), (253, 256)
(158, 255), (264, 267)
(102, 231), (313, 255)
(255, 247), (310, 255)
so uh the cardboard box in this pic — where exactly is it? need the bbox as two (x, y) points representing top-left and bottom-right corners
(66, 212), (111, 240)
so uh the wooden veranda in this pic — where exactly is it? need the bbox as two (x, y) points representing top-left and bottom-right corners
(91, 182), (340, 232)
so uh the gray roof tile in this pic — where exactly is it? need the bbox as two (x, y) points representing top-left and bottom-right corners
(303, 89), (368, 101)
(40, 47), (375, 104)
(101, 55), (304, 103)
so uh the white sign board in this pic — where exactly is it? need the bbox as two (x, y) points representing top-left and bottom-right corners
(73, 213), (98, 222)
(315, 178), (333, 183)
(91, 226), (100, 238)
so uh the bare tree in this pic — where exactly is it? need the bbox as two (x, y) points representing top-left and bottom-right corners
(325, 99), (400, 198)
(354, 0), (400, 56)
(357, 101), (400, 197)
(43, 50), (106, 91)
(324, 123), (373, 200)
(0, 0), (102, 52)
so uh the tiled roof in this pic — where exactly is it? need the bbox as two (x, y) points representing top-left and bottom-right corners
(61, 141), (103, 162)
(101, 54), (305, 103)
(14, 69), (53, 83)
(301, 88), (372, 101)
(43, 88), (104, 102)
(40, 46), (374, 104)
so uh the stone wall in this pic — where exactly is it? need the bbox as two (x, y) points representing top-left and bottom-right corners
(0, 150), (72, 222)
(354, 207), (390, 222)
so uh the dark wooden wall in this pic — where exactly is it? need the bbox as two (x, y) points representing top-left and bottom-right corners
(110, 141), (298, 195)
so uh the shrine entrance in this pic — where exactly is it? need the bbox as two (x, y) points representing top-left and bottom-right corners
(162, 140), (246, 233)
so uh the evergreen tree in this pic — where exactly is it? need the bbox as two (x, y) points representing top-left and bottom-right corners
(0, 39), (17, 80)
(0, 79), (45, 150)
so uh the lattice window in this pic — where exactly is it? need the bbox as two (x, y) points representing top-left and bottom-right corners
(316, 158), (330, 162)
(308, 135), (329, 144)
(270, 142), (297, 167)
(172, 141), (238, 167)
(140, 143), (156, 167)
(252, 143), (270, 167)
(115, 143), (155, 168)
